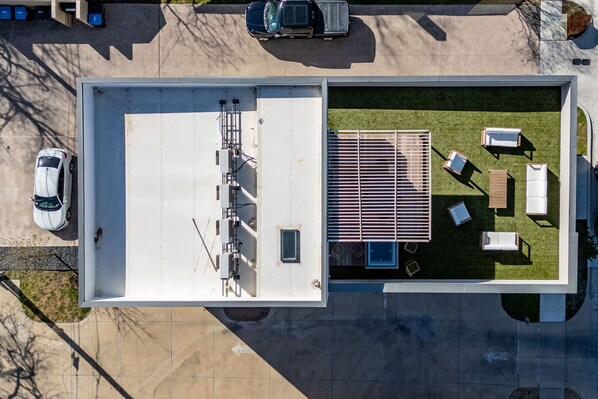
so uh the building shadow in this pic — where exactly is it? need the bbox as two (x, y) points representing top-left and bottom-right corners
(259, 17), (375, 68)
(328, 87), (561, 113)
(572, 23), (598, 50)
(0, 5), (166, 61)
(351, 3), (518, 17)
(412, 14), (446, 41)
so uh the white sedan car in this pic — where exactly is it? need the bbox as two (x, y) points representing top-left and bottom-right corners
(31, 148), (75, 231)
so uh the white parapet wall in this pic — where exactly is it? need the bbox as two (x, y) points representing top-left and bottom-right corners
(77, 77), (327, 307)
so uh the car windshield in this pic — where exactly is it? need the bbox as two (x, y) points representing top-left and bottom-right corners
(34, 195), (62, 211)
(37, 156), (60, 168)
(264, 1), (280, 33)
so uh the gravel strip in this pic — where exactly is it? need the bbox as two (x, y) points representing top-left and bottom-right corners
(0, 246), (78, 271)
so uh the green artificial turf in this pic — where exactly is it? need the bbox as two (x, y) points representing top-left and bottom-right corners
(328, 86), (562, 280)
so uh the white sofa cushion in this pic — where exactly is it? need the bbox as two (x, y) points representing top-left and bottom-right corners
(483, 128), (521, 148)
(527, 180), (547, 197)
(526, 197), (547, 215)
(482, 232), (519, 251)
(526, 164), (548, 215)
(527, 163), (548, 180)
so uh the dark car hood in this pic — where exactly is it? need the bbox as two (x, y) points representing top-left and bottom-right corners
(246, 2), (268, 34)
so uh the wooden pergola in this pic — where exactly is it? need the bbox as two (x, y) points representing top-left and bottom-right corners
(327, 130), (432, 242)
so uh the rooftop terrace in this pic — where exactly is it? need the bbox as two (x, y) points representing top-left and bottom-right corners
(328, 86), (563, 281)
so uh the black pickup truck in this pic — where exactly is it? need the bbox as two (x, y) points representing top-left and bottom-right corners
(245, 0), (349, 40)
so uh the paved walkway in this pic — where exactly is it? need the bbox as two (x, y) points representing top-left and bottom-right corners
(539, 293), (565, 322)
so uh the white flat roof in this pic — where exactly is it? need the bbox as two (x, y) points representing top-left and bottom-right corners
(257, 87), (323, 300)
(79, 80), (326, 306)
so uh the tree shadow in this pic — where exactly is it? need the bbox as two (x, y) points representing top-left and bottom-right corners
(0, 310), (46, 398)
(165, 4), (249, 72)
(0, 39), (69, 150)
(95, 307), (154, 343)
(0, 276), (134, 399)
(514, 0), (541, 63)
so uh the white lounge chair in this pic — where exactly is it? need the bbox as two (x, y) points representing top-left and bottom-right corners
(526, 163), (548, 215)
(447, 201), (472, 226)
(480, 127), (522, 148)
(480, 232), (519, 251)
(443, 150), (468, 175)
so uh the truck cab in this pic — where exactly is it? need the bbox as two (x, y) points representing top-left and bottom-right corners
(246, 0), (349, 40)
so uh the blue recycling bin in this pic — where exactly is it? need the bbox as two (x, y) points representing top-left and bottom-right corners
(0, 5), (12, 20)
(88, 12), (103, 27)
(14, 6), (28, 21)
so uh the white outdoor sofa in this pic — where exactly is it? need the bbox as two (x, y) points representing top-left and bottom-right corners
(480, 127), (522, 148)
(526, 163), (548, 215)
(480, 232), (519, 251)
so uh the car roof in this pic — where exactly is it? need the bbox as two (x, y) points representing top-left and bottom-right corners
(35, 150), (64, 198)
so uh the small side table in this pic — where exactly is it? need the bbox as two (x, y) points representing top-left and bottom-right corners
(404, 242), (418, 254)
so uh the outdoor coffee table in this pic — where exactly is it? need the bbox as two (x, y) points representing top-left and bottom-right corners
(489, 170), (508, 209)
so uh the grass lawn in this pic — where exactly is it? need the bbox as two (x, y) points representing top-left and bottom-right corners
(577, 107), (587, 156)
(4, 271), (90, 323)
(329, 86), (561, 280)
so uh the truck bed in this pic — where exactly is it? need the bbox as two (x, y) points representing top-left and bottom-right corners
(314, 0), (349, 36)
